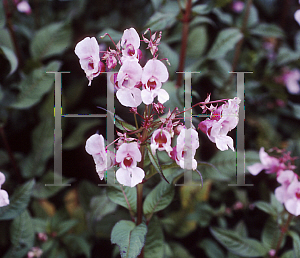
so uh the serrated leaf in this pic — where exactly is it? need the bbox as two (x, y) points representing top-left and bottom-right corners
(0, 179), (35, 220)
(143, 177), (175, 216)
(262, 217), (281, 250)
(250, 23), (285, 38)
(288, 231), (300, 258)
(57, 219), (78, 236)
(111, 220), (147, 258)
(0, 46), (18, 76)
(62, 235), (91, 258)
(107, 184), (137, 213)
(90, 195), (117, 221)
(5, 210), (34, 258)
(144, 216), (164, 258)
(198, 238), (225, 258)
(21, 118), (54, 178)
(144, 11), (178, 31)
(30, 22), (72, 60)
(254, 201), (277, 216)
(276, 47), (300, 66)
(210, 227), (268, 257)
(32, 172), (73, 199)
(11, 61), (61, 109)
(63, 120), (100, 150)
(207, 28), (243, 60)
(187, 26), (208, 57)
(192, 4), (212, 15)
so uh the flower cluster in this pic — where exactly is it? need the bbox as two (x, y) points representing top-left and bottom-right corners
(76, 28), (241, 188)
(198, 96), (241, 151)
(248, 148), (300, 216)
(0, 172), (9, 207)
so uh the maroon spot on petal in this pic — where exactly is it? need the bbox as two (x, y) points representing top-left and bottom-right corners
(124, 156), (133, 167)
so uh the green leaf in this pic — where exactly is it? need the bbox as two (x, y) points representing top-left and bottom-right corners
(288, 231), (300, 258)
(207, 28), (243, 60)
(144, 216), (164, 258)
(30, 22), (72, 60)
(150, 0), (164, 10)
(111, 220), (147, 258)
(107, 184), (137, 213)
(198, 238), (225, 258)
(21, 118), (54, 178)
(281, 250), (294, 258)
(32, 172), (73, 199)
(57, 219), (78, 236)
(200, 150), (260, 181)
(276, 47), (300, 66)
(0, 46), (18, 76)
(192, 4), (212, 15)
(210, 227), (268, 257)
(0, 179), (35, 220)
(5, 210), (35, 258)
(144, 11), (178, 31)
(262, 217), (281, 250)
(62, 235), (91, 258)
(254, 201), (277, 216)
(90, 194), (117, 221)
(250, 23), (285, 38)
(114, 113), (137, 132)
(146, 145), (169, 184)
(143, 177), (175, 216)
(11, 61), (61, 109)
(0, 2), (5, 29)
(187, 26), (208, 57)
(63, 120), (100, 150)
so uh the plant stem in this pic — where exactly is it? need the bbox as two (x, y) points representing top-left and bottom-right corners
(136, 183), (143, 225)
(176, 0), (193, 88)
(273, 213), (294, 257)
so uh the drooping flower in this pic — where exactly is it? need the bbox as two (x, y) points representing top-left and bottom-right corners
(17, 1), (31, 14)
(0, 172), (9, 207)
(115, 142), (144, 187)
(75, 37), (104, 86)
(102, 48), (118, 70)
(141, 59), (169, 105)
(275, 170), (298, 203)
(116, 59), (143, 107)
(247, 147), (285, 176)
(150, 129), (173, 156)
(85, 134), (115, 180)
(121, 28), (141, 61)
(284, 181), (300, 216)
(198, 97), (240, 151)
(295, 9), (300, 26)
(171, 128), (199, 170)
(142, 30), (162, 57)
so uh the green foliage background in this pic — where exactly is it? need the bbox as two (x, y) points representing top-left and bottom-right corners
(0, 0), (300, 257)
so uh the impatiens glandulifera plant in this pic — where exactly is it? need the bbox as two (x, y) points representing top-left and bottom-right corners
(247, 147), (300, 257)
(75, 27), (241, 258)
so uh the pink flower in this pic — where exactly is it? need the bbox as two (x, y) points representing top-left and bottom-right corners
(0, 172), (9, 207)
(295, 10), (300, 26)
(198, 97), (240, 151)
(116, 142), (145, 187)
(247, 147), (285, 176)
(172, 128), (199, 170)
(275, 170), (298, 203)
(141, 59), (169, 105)
(75, 37), (104, 86)
(283, 69), (300, 95)
(121, 28), (141, 61)
(142, 30), (162, 57)
(150, 129), (173, 156)
(102, 49), (118, 70)
(17, 1), (31, 15)
(27, 247), (43, 258)
(85, 134), (115, 180)
(116, 59), (143, 107)
(231, 1), (244, 13)
(284, 181), (300, 216)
